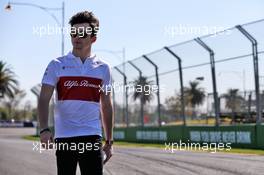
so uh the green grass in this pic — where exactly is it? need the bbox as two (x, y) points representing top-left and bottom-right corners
(23, 135), (264, 155)
(23, 135), (39, 141)
(221, 148), (264, 155)
(114, 141), (264, 155)
(166, 118), (234, 126)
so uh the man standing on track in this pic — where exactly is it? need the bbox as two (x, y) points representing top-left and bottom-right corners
(38, 11), (114, 175)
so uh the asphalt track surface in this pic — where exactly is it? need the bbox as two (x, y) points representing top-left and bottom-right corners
(0, 128), (264, 175)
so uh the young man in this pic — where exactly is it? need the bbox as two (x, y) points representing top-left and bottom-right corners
(38, 11), (113, 175)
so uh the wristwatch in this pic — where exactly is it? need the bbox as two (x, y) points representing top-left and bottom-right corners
(39, 127), (51, 134)
(105, 140), (114, 145)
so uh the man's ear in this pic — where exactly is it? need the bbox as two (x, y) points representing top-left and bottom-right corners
(91, 36), (97, 43)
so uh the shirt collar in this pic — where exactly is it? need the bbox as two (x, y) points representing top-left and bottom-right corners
(66, 51), (102, 66)
(67, 51), (97, 60)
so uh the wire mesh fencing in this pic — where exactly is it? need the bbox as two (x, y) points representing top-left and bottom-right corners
(112, 19), (264, 127)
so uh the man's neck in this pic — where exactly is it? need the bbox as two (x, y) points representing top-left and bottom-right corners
(72, 48), (91, 63)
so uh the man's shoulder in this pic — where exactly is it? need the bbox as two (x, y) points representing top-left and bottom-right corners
(49, 55), (69, 66)
(94, 56), (111, 69)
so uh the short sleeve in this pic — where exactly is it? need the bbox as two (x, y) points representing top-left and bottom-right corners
(41, 60), (58, 86)
(102, 64), (112, 93)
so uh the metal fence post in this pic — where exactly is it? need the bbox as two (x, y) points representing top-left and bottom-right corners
(143, 55), (161, 127)
(195, 37), (220, 126)
(236, 25), (262, 124)
(114, 67), (129, 127)
(128, 61), (144, 127)
(111, 78), (116, 126)
(164, 46), (186, 126)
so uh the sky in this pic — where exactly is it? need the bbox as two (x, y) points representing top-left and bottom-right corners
(1, 0), (264, 108)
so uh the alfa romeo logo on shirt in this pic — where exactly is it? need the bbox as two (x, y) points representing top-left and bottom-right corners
(64, 80), (99, 89)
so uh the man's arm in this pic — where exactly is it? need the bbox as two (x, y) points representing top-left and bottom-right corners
(38, 84), (54, 129)
(100, 92), (114, 141)
(38, 84), (55, 147)
(100, 92), (114, 164)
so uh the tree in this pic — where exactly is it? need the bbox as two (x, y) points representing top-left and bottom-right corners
(132, 76), (155, 125)
(3, 89), (26, 120)
(0, 61), (18, 98)
(0, 107), (8, 120)
(164, 91), (182, 118)
(221, 88), (244, 124)
(184, 81), (205, 119)
(132, 76), (154, 104)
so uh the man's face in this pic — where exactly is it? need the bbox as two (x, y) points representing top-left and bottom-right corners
(70, 23), (96, 50)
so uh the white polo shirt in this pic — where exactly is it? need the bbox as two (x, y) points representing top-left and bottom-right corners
(41, 52), (111, 139)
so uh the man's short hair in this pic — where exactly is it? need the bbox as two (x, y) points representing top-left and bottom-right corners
(69, 11), (99, 37)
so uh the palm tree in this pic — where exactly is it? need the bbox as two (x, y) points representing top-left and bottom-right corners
(184, 81), (205, 119)
(132, 76), (154, 126)
(133, 76), (154, 103)
(221, 88), (244, 124)
(0, 61), (18, 98)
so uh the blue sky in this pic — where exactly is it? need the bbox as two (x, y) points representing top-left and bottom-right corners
(1, 0), (264, 107)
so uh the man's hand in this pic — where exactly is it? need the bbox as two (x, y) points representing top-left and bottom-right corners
(100, 90), (114, 164)
(103, 143), (113, 164)
(40, 131), (54, 149)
